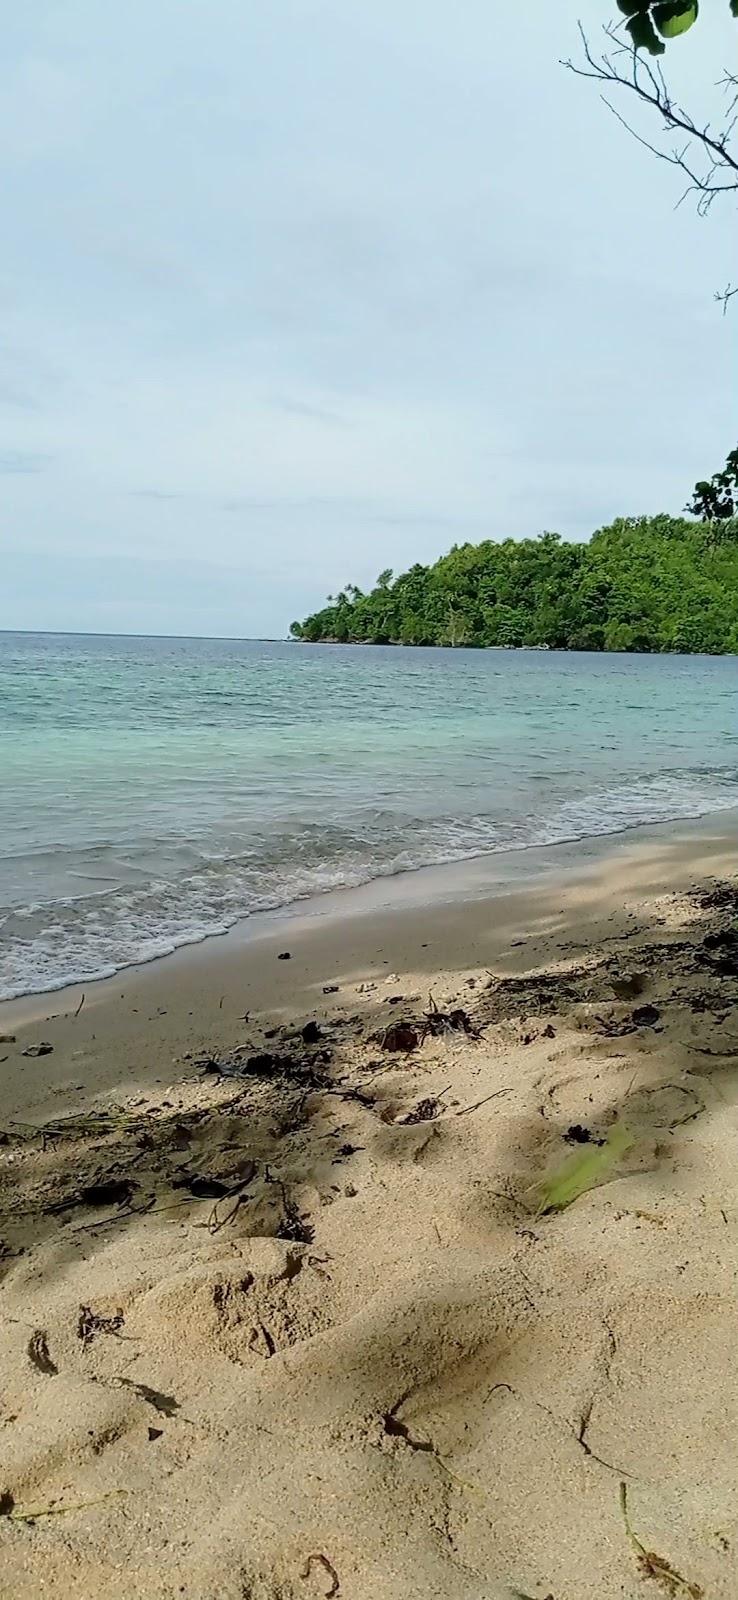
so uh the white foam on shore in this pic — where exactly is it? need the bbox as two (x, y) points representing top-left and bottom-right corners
(3, 766), (738, 1000)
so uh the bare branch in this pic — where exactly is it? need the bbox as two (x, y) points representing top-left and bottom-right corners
(600, 95), (738, 210)
(715, 283), (738, 315)
(562, 22), (738, 217)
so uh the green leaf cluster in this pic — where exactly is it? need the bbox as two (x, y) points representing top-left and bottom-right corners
(291, 513), (738, 654)
(613, 0), (736, 54)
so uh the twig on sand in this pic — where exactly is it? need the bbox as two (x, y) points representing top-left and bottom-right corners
(73, 992), (86, 1018)
(5, 1488), (127, 1524)
(207, 1190), (247, 1235)
(72, 1197), (156, 1234)
(455, 1088), (512, 1117)
(201, 1167), (258, 1235)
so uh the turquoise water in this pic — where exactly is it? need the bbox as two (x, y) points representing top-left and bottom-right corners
(1, 631), (737, 1000)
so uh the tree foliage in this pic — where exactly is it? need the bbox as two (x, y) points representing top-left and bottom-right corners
(687, 447), (738, 519)
(613, 2), (737, 58)
(292, 507), (738, 655)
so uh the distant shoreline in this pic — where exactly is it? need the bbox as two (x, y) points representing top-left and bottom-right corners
(295, 637), (738, 655)
(2, 628), (737, 656)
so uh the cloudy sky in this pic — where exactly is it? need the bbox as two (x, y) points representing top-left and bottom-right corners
(1, 0), (735, 638)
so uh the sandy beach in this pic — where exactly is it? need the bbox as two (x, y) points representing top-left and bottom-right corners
(2, 817), (738, 1598)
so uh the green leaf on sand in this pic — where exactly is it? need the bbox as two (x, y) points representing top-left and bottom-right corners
(534, 1123), (633, 1215)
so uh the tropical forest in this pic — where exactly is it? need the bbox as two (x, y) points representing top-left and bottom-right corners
(291, 451), (738, 654)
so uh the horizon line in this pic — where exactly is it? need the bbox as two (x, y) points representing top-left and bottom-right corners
(0, 627), (292, 644)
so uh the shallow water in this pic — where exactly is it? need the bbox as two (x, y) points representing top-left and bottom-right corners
(1, 632), (736, 999)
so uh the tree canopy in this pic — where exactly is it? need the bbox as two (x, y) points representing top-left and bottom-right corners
(687, 449), (738, 519)
(292, 461), (738, 655)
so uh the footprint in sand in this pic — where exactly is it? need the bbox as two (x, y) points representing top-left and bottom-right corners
(132, 1238), (335, 1368)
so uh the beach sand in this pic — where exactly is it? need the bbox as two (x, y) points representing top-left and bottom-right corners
(1, 819), (738, 1598)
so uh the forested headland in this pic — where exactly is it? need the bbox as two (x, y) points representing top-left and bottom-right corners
(291, 456), (738, 654)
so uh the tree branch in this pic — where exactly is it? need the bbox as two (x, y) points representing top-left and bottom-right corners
(562, 22), (738, 217)
(715, 283), (738, 315)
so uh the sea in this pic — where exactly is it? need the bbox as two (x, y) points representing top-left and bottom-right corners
(1, 631), (737, 1001)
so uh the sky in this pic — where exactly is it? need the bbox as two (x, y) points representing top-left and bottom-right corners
(0, 0), (736, 638)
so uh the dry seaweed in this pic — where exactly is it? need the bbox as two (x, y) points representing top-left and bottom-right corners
(27, 1329), (57, 1376)
(419, 999), (481, 1042)
(77, 1305), (125, 1347)
(277, 1194), (314, 1244)
(485, 971), (583, 1021)
(695, 879), (738, 912)
(401, 1097), (442, 1125)
(620, 1483), (703, 1598)
(563, 1124), (603, 1146)
(19, 1109), (140, 1144)
(593, 1005), (660, 1037)
(204, 1049), (328, 1090)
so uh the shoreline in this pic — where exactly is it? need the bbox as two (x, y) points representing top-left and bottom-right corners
(292, 637), (738, 656)
(1, 812), (737, 1128)
(3, 804), (738, 1030)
